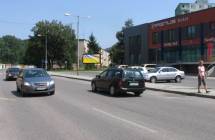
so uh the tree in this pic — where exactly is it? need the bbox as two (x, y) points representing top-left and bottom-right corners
(0, 35), (26, 64)
(85, 34), (101, 70)
(87, 33), (100, 54)
(110, 19), (134, 64)
(24, 20), (76, 69)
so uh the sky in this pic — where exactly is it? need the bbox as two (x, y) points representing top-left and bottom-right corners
(0, 0), (215, 48)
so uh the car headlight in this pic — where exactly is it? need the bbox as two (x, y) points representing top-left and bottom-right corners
(49, 80), (55, 85)
(24, 82), (31, 86)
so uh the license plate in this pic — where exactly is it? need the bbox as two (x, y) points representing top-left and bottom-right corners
(36, 87), (47, 90)
(129, 82), (139, 86)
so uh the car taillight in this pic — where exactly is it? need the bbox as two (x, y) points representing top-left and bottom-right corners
(118, 80), (122, 88)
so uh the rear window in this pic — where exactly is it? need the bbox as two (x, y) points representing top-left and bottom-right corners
(123, 70), (143, 78)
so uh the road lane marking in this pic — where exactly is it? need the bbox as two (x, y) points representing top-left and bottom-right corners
(93, 107), (157, 133)
(0, 97), (15, 101)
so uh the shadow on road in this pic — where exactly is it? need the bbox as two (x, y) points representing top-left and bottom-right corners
(3, 79), (16, 82)
(11, 90), (51, 98)
(87, 90), (141, 98)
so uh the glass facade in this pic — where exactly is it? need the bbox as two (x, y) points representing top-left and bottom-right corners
(128, 35), (141, 64)
(148, 49), (161, 63)
(163, 47), (179, 63)
(181, 46), (201, 62)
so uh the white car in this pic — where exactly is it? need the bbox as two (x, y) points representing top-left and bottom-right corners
(129, 66), (148, 78)
(144, 67), (185, 83)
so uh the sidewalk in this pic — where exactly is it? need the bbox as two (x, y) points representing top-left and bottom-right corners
(49, 72), (215, 99)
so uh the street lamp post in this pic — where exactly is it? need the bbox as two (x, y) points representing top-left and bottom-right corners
(45, 34), (48, 70)
(38, 33), (48, 70)
(64, 13), (90, 75)
(77, 16), (80, 75)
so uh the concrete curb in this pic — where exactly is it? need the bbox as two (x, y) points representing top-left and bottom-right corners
(50, 73), (215, 99)
(50, 74), (92, 82)
(146, 87), (215, 99)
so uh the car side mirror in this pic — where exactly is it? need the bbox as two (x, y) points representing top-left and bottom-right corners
(96, 75), (101, 79)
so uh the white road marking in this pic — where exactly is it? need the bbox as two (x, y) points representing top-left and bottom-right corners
(0, 97), (15, 101)
(93, 107), (157, 133)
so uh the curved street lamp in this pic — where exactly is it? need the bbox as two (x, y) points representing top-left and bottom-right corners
(64, 12), (91, 75)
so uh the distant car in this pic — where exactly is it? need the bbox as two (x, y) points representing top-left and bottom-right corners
(91, 68), (145, 96)
(116, 65), (128, 69)
(16, 68), (55, 96)
(142, 64), (157, 70)
(129, 66), (148, 79)
(144, 67), (185, 83)
(5, 67), (20, 80)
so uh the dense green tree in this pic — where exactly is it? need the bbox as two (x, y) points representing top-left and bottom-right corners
(87, 33), (100, 54)
(25, 20), (76, 69)
(0, 35), (26, 64)
(110, 19), (133, 64)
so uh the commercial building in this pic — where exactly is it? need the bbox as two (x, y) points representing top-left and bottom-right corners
(124, 7), (215, 73)
(78, 39), (111, 68)
(175, 0), (215, 16)
(78, 39), (89, 63)
(100, 49), (111, 67)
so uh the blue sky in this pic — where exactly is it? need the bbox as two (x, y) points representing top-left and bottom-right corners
(0, 0), (215, 48)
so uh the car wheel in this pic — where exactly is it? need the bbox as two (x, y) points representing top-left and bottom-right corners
(109, 86), (116, 96)
(91, 82), (97, 92)
(134, 91), (142, 96)
(150, 77), (157, 83)
(175, 76), (181, 83)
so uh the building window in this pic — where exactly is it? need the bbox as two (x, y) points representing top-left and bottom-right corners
(163, 47), (179, 63)
(181, 46), (201, 62)
(152, 32), (161, 44)
(182, 25), (199, 40)
(163, 29), (177, 43)
(210, 22), (215, 30)
(128, 35), (142, 64)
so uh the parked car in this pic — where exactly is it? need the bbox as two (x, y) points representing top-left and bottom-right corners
(91, 68), (145, 96)
(142, 64), (157, 70)
(5, 67), (20, 80)
(144, 67), (185, 83)
(16, 68), (55, 96)
(129, 66), (148, 79)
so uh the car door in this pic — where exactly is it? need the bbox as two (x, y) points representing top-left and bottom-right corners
(103, 70), (115, 90)
(157, 68), (169, 80)
(167, 68), (177, 79)
(96, 70), (108, 90)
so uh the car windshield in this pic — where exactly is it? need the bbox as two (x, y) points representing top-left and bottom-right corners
(24, 69), (49, 78)
(148, 68), (160, 73)
(123, 69), (143, 78)
(8, 68), (19, 72)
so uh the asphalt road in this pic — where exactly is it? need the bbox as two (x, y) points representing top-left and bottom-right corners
(1, 74), (215, 140)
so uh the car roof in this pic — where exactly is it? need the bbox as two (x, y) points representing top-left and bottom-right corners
(108, 67), (142, 71)
(157, 67), (176, 69)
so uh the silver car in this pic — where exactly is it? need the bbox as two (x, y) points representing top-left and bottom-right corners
(144, 67), (185, 83)
(16, 68), (55, 96)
